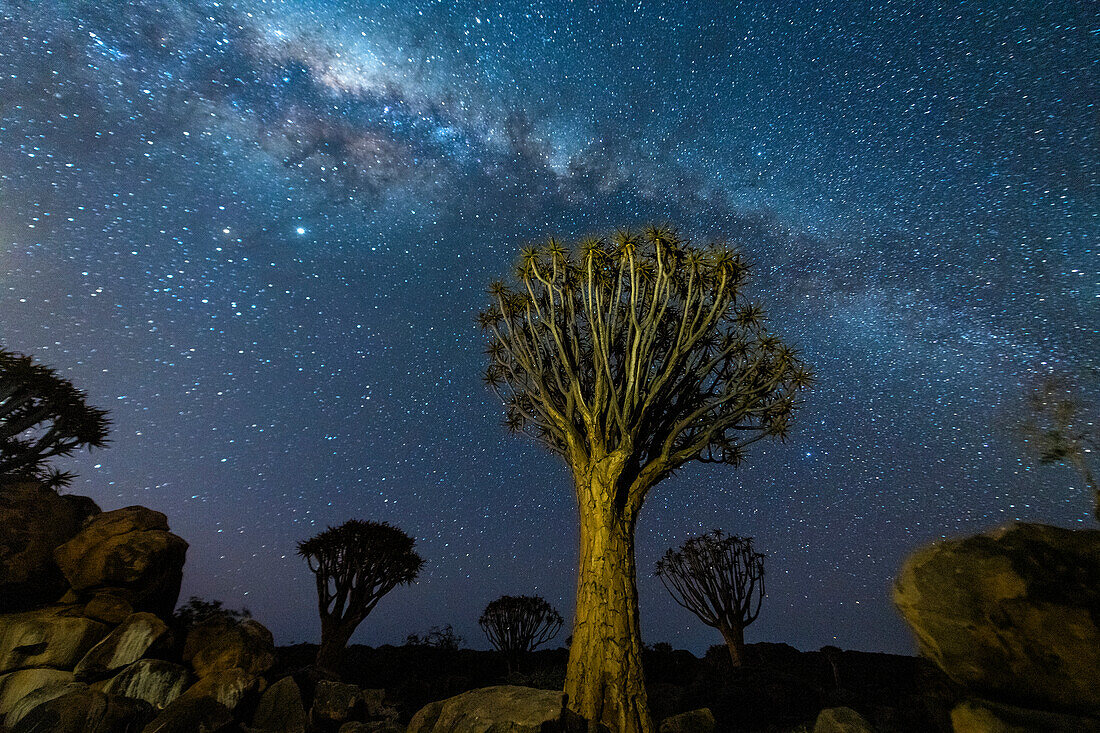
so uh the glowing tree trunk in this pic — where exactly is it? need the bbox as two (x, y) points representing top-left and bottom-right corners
(566, 467), (652, 732)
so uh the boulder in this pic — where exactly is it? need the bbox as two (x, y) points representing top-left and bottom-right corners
(100, 659), (191, 711)
(360, 688), (398, 722)
(83, 593), (135, 625)
(7, 686), (152, 733)
(0, 482), (100, 612)
(74, 612), (170, 680)
(951, 698), (1100, 733)
(179, 667), (263, 713)
(339, 724), (402, 733)
(183, 619), (275, 678)
(3, 680), (85, 729)
(0, 607), (108, 673)
(54, 506), (188, 617)
(406, 685), (567, 733)
(659, 708), (716, 733)
(893, 522), (1100, 715)
(0, 668), (74, 718)
(813, 706), (874, 733)
(311, 680), (364, 728)
(249, 675), (307, 733)
(140, 694), (234, 733)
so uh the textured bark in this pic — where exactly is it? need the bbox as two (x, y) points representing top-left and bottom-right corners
(564, 474), (654, 733)
(719, 623), (745, 667)
(315, 617), (355, 674)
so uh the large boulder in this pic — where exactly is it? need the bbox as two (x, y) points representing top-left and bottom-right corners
(74, 612), (170, 680)
(0, 482), (100, 612)
(813, 707), (874, 733)
(53, 506), (188, 617)
(893, 522), (1100, 715)
(99, 659), (191, 711)
(0, 668), (74, 718)
(2, 680), (85, 729)
(407, 686), (567, 733)
(8, 687), (152, 733)
(183, 618), (275, 678)
(951, 698), (1100, 732)
(0, 606), (108, 673)
(249, 675), (307, 733)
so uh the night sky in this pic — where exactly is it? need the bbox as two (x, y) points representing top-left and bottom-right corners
(1, 0), (1096, 656)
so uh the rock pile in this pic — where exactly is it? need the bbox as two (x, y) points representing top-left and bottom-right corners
(0, 482), (402, 733)
(894, 522), (1100, 732)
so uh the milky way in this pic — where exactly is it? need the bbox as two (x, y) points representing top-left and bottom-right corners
(1, 0), (1096, 654)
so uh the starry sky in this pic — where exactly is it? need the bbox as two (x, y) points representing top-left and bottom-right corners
(1, 0), (1096, 655)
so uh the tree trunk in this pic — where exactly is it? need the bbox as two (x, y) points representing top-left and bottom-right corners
(315, 616), (355, 674)
(1069, 454), (1099, 523)
(719, 623), (746, 668)
(564, 478), (654, 733)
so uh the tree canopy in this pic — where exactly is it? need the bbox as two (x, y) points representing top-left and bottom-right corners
(0, 348), (110, 488)
(479, 226), (812, 509)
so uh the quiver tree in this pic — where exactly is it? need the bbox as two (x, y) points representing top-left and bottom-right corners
(298, 519), (424, 672)
(0, 348), (110, 488)
(479, 594), (563, 675)
(656, 530), (765, 667)
(479, 227), (811, 732)
(1016, 374), (1098, 522)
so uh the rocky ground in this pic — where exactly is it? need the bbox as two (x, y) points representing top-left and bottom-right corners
(2, 479), (1098, 732)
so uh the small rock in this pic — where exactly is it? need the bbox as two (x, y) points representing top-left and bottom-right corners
(250, 676), (307, 733)
(0, 606), (109, 673)
(0, 669), (75, 719)
(140, 694), (234, 733)
(9, 687), (153, 733)
(82, 593), (134, 625)
(406, 685), (566, 733)
(951, 698), (1100, 733)
(184, 618), (275, 678)
(659, 708), (716, 733)
(74, 612), (170, 680)
(813, 706), (874, 733)
(179, 667), (262, 712)
(311, 679), (364, 727)
(100, 659), (190, 710)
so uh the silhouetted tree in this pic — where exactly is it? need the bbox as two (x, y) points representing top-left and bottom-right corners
(0, 349), (110, 488)
(656, 530), (765, 667)
(172, 596), (252, 633)
(479, 227), (811, 731)
(406, 624), (463, 652)
(298, 520), (424, 673)
(1017, 374), (1098, 521)
(479, 595), (563, 675)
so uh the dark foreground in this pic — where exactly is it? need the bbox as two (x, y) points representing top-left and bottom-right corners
(275, 641), (959, 732)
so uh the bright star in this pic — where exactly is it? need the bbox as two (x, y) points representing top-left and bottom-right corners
(296, 226), (306, 235)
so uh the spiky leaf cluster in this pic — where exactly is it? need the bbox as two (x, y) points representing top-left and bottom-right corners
(478, 594), (563, 656)
(0, 349), (111, 488)
(298, 520), (424, 625)
(655, 530), (765, 632)
(479, 227), (812, 499)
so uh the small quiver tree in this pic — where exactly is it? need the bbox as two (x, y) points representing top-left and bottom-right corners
(1016, 374), (1098, 522)
(0, 348), (110, 488)
(656, 530), (765, 667)
(298, 520), (424, 673)
(479, 594), (563, 675)
(480, 227), (811, 732)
